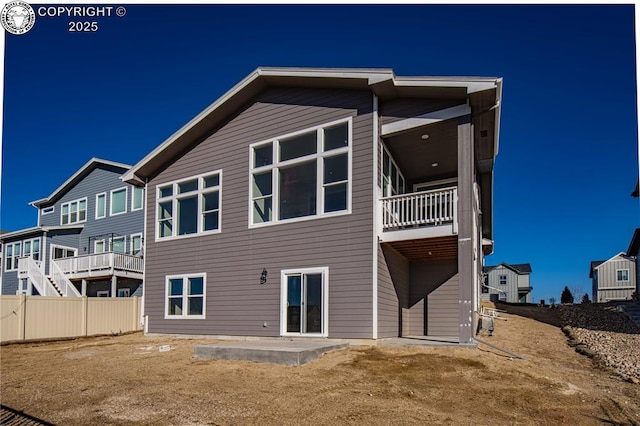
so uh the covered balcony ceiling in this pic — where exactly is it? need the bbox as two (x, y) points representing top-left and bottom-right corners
(384, 119), (458, 185)
(384, 235), (458, 261)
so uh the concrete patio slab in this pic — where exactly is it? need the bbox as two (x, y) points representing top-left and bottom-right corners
(194, 340), (349, 366)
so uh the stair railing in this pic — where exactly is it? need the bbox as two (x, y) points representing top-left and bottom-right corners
(50, 260), (82, 297)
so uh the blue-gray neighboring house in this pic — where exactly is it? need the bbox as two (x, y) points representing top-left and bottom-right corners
(0, 158), (144, 297)
(482, 263), (533, 303)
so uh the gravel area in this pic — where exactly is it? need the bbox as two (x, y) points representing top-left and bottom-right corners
(555, 303), (640, 382)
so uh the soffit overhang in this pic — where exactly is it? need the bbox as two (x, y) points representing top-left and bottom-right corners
(123, 67), (502, 185)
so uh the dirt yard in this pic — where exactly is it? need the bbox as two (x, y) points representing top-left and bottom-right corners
(1, 309), (640, 425)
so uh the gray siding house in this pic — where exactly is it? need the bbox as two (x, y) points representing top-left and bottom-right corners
(1, 158), (144, 298)
(590, 253), (637, 303)
(482, 263), (533, 303)
(123, 67), (502, 343)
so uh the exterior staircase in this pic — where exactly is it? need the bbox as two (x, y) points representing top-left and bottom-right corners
(45, 276), (63, 297)
(613, 301), (640, 329)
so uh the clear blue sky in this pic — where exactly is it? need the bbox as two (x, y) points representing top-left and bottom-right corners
(1, 4), (639, 303)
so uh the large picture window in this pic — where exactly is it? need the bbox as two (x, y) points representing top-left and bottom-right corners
(165, 273), (206, 319)
(5, 242), (22, 271)
(61, 198), (87, 225)
(249, 118), (351, 226)
(156, 171), (221, 240)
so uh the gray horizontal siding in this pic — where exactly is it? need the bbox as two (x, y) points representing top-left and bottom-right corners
(594, 257), (636, 302)
(145, 88), (375, 339)
(427, 273), (459, 338)
(378, 245), (408, 338)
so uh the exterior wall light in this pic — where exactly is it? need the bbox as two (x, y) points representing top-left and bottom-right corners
(260, 268), (268, 285)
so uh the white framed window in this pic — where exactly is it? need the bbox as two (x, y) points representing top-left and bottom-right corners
(617, 269), (629, 282)
(51, 244), (77, 260)
(249, 118), (351, 227)
(130, 233), (143, 255)
(499, 275), (507, 285)
(94, 239), (106, 254)
(117, 288), (130, 297)
(165, 273), (206, 319)
(110, 187), (128, 216)
(132, 186), (144, 211)
(42, 206), (54, 215)
(156, 171), (222, 240)
(96, 192), (107, 219)
(110, 236), (126, 253)
(97, 290), (110, 297)
(5, 242), (22, 271)
(22, 238), (41, 261)
(280, 267), (329, 337)
(381, 144), (405, 197)
(498, 292), (507, 301)
(61, 197), (87, 225)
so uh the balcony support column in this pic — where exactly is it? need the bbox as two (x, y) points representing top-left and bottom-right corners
(81, 279), (87, 297)
(111, 275), (117, 298)
(457, 115), (475, 343)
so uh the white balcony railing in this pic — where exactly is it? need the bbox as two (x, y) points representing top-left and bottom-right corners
(18, 257), (60, 297)
(381, 187), (457, 232)
(54, 252), (143, 276)
(50, 259), (81, 297)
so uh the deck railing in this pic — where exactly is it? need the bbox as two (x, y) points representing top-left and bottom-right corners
(18, 257), (60, 297)
(54, 252), (143, 275)
(381, 186), (457, 231)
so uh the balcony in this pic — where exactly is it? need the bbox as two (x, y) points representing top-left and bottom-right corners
(380, 186), (458, 243)
(54, 252), (144, 280)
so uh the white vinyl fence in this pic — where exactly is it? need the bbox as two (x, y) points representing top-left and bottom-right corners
(0, 295), (142, 343)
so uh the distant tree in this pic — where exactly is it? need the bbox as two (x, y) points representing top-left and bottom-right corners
(549, 297), (557, 305)
(581, 293), (591, 304)
(561, 286), (574, 304)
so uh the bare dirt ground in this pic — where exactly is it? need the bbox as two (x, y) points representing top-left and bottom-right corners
(2, 308), (640, 425)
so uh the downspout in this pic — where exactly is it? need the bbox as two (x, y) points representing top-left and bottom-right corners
(372, 93), (379, 340)
(141, 177), (148, 331)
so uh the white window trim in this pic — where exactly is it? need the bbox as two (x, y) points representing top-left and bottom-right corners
(95, 192), (107, 219)
(110, 187), (128, 216)
(94, 239), (106, 254)
(97, 290), (110, 297)
(499, 275), (507, 285)
(117, 288), (130, 297)
(50, 244), (78, 262)
(41, 206), (55, 215)
(280, 267), (329, 338)
(248, 117), (352, 229)
(132, 186), (144, 212)
(616, 269), (630, 282)
(60, 197), (88, 225)
(5, 241), (22, 272)
(381, 143), (406, 196)
(22, 237), (41, 262)
(155, 170), (222, 242)
(164, 273), (207, 319)
(130, 233), (143, 255)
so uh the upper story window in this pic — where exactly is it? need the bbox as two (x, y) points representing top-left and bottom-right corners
(499, 275), (507, 285)
(110, 187), (128, 216)
(96, 192), (107, 219)
(616, 269), (629, 282)
(156, 171), (222, 240)
(249, 118), (351, 227)
(61, 198), (87, 225)
(41, 206), (54, 215)
(132, 187), (144, 211)
(381, 145), (405, 197)
(111, 236), (126, 253)
(94, 239), (106, 254)
(130, 233), (143, 255)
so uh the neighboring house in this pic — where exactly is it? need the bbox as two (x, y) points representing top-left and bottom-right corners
(590, 253), (637, 302)
(122, 67), (502, 343)
(627, 228), (640, 297)
(482, 263), (533, 303)
(1, 158), (144, 298)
